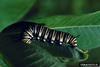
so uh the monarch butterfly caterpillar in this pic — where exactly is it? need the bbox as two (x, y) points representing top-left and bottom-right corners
(22, 23), (77, 46)
(22, 22), (88, 61)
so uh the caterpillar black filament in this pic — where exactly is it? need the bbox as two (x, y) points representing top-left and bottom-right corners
(22, 23), (77, 48)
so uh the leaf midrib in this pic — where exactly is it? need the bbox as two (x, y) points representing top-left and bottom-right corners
(51, 25), (100, 29)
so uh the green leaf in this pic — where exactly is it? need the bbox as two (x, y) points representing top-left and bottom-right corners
(32, 11), (100, 28)
(0, 0), (36, 31)
(0, 21), (88, 67)
(27, 11), (100, 63)
(1, 11), (100, 66)
(56, 26), (100, 50)
(27, 11), (100, 50)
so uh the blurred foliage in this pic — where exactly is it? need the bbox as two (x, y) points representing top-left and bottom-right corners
(0, 0), (36, 31)
(0, 52), (11, 67)
(0, 0), (100, 67)
(24, 0), (100, 19)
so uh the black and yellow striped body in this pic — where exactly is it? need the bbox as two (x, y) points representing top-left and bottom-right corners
(22, 23), (77, 47)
